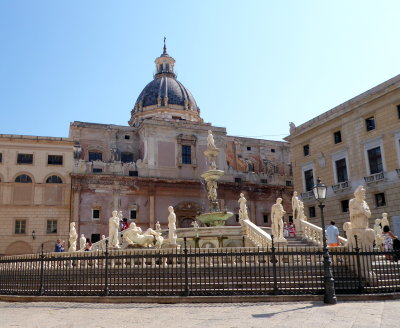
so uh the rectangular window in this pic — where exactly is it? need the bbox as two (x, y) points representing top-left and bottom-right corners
(261, 179), (268, 184)
(129, 170), (138, 176)
(303, 144), (310, 156)
(263, 215), (269, 223)
(92, 168), (103, 173)
(367, 146), (383, 174)
(375, 193), (386, 207)
(334, 131), (342, 144)
(92, 209), (100, 219)
(121, 152), (134, 163)
(247, 146), (251, 151)
(308, 206), (316, 218)
(304, 169), (314, 191)
(286, 180), (293, 187)
(15, 220), (26, 234)
(124, 135), (130, 140)
(271, 149), (275, 153)
(335, 158), (348, 183)
(17, 153), (33, 164)
(341, 200), (349, 213)
(397, 105), (400, 119)
(234, 177), (242, 183)
(89, 152), (102, 161)
(0, 153), (2, 163)
(365, 116), (375, 131)
(46, 220), (57, 234)
(181, 145), (192, 164)
(48, 155), (63, 165)
(130, 209), (137, 220)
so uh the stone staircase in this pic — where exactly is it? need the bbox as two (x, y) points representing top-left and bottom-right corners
(285, 236), (319, 248)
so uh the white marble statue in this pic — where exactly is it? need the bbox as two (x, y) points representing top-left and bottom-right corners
(79, 234), (86, 251)
(109, 210), (120, 248)
(123, 222), (163, 248)
(207, 180), (218, 202)
(374, 218), (383, 249)
(168, 206), (177, 245)
(349, 186), (371, 230)
(291, 191), (301, 221)
(207, 130), (217, 150)
(271, 198), (286, 241)
(298, 200), (307, 221)
(69, 222), (77, 252)
(238, 193), (249, 220)
(155, 221), (161, 232)
(346, 186), (375, 249)
(381, 213), (390, 229)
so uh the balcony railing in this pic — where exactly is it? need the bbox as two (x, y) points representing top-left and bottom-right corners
(300, 190), (314, 200)
(364, 172), (385, 184)
(331, 181), (351, 193)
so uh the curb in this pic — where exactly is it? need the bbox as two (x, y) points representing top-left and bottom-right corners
(1, 293), (399, 303)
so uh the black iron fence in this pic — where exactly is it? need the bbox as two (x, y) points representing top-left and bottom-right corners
(0, 240), (399, 297)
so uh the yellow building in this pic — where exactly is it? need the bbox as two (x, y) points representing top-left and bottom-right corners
(0, 135), (74, 255)
(286, 75), (400, 235)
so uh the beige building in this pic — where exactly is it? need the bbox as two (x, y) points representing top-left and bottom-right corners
(0, 135), (74, 255)
(286, 75), (400, 235)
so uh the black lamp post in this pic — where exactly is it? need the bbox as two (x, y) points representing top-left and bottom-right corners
(313, 177), (337, 304)
(32, 230), (36, 240)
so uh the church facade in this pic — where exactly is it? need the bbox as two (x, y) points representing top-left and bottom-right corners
(69, 45), (293, 244)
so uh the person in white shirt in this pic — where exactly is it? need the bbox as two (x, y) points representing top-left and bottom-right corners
(325, 221), (339, 246)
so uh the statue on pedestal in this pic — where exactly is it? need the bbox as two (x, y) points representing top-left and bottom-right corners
(374, 218), (383, 249)
(207, 130), (217, 150)
(155, 221), (161, 232)
(381, 213), (390, 229)
(271, 198), (286, 241)
(79, 234), (86, 251)
(345, 185), (375, 249)
(168, 206), (177, 245)
(291, 191), (300, 221)
(345, 186), (376, 279)
(69, 222), (77, 252)
(109, 210), (120, 248)
(238, 193), (249, 220)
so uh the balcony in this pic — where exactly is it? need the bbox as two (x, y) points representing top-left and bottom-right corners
(300, 190), (314, 200)
(331, 181), (351, 193)
(364, 172), (385, 184)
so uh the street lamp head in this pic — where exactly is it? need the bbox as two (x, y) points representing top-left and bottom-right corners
(313, 177), (327, 202)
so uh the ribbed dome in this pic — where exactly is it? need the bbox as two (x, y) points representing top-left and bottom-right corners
(134, 76), (199, 111)
(129, 43), (202, 126)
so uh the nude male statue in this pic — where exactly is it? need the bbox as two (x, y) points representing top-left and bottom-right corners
(271, 198), (286, 241)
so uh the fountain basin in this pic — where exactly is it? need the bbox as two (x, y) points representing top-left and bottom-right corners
(196, 211), (234, 227)
(201, 170), (225, 181)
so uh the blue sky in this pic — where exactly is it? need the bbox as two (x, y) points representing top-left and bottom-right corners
(0, 1), (399, 141)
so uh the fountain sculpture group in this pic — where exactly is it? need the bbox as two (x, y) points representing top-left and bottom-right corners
(66, 130), (388, 262)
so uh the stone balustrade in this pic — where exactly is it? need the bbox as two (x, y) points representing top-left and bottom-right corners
(301, 220), (347, 246)
(240, 219), (272, 247)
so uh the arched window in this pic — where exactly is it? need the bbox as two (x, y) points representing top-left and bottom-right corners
(15, 174), (32, 183)
(46, 175), (63, 184)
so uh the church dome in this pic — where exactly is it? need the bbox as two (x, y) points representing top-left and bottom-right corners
(129, 41), (202, 126)
(135, 76), (199, 111)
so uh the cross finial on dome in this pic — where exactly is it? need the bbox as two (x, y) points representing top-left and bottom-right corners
(163, 37), (167, 55)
